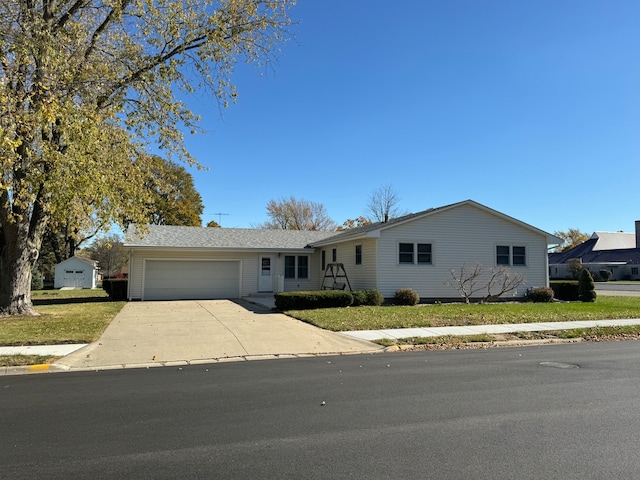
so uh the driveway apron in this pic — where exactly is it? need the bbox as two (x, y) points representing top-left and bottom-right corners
(57, 300), (381, 369)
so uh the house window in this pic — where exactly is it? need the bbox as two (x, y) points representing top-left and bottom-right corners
(399, 242), (433, 265)
(496, 246), (526, 266)
(332, 248), (337, 262)
(284, 255), (309, 279)
(355, 245), (362, 265)
(417, 243), (432, 264)
(399, 243), (414, 264)
(321, 250), (326, 271)
(496, 246), (510, 265)
(284, 256), (296, 278)
(297, 256), (309, 279)
(512, 246), (526, 266)
(632, 267), (639, 275)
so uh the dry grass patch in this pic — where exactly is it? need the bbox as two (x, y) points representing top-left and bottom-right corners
(0, 355), (58, 367)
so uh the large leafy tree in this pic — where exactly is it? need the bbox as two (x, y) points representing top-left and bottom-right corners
(258, 196), (336, 231)
(337, 216), (371, 231)
(144, 155), (203, 227)
(553, 228), (591, 252)
(0, 0), (294, 315)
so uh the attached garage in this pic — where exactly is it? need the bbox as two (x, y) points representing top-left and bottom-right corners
(143, 259), (240, 300)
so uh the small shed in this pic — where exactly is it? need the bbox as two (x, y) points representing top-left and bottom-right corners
(54, 256), (99, 289)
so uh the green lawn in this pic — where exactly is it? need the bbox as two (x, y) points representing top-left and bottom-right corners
(0, 289), (125, 346)
(286, 296), (640, 331)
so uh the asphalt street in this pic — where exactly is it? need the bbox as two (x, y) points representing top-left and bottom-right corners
(2, 341), (640, 479)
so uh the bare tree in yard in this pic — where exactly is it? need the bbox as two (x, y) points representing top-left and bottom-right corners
(447, 264), (525, 303)
(366, 184), (403, 223)
(258, 197), (336, 230)
(484, 266), (525, 303)
(446, 264), (485, 303)
(83, 234), (128, 278)
(0, 0), (295, 315)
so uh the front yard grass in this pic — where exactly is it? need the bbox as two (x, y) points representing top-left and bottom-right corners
(285, 296), (640, 331)
(0, 289), (125, 346)
(0, 355), (58, 366)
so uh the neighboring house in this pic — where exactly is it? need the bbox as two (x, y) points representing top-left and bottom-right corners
(54, 256), (99, 289)
(125, 200), (561, 301)
(548, 222), (640, 281)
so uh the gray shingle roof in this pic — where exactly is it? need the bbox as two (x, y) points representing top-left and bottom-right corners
(125, 225), (336, 250)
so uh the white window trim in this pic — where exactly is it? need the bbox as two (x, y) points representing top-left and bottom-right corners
(397, 241), (434, 266)
(495, 244), (527, 267)
(284, 255), (310, 279)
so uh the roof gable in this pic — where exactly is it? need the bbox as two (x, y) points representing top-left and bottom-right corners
(56, 255), (97, 269)
(311, 200), (561, 246)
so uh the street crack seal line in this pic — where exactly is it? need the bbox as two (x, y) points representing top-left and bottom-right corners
(539, 361), (579, 369)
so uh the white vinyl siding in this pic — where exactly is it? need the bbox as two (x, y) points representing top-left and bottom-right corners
(316, 238), (377, 291)
(375, 203), (548, 299)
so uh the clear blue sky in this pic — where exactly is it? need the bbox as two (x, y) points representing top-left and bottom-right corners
(180, 0), (639, 236)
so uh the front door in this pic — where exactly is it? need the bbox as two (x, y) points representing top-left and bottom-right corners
(258, 256), (273, 292)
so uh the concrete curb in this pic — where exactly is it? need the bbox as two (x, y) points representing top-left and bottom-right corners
(0, 362), (70, 376)
(1, 350), (384, 376)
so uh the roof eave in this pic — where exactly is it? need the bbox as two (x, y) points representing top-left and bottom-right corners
(125, 245), (316, 253)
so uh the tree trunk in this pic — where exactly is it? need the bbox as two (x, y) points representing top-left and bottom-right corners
(0, 222), (42, 317)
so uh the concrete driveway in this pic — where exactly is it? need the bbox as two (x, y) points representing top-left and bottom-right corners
(57, 300), (382, 370)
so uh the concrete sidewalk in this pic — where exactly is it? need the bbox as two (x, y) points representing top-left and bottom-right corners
(341, 318), (640, 341)
(0, 344), (87, 356)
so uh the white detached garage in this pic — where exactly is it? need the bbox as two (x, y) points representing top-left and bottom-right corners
(54, 256), (99, 289)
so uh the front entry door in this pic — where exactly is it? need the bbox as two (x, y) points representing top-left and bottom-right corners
(258, 256), (273, 292)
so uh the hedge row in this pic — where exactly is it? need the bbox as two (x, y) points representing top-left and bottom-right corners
(102, 278), (128, 300)
(275, 289), (383, 310)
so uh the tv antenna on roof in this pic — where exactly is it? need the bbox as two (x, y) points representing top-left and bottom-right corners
(212, 212), (229, 225)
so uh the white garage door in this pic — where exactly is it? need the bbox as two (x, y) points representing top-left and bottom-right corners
(143, 260), (240, 300)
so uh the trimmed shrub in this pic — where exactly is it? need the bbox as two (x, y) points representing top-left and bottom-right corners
(350, 289), (384, 306)
(274, 290), (353, 310)
(578, 269), (597, 302)
(365, 289), (384, 306)
(528, 286), (554, 303)
(550, 282), (580, 301)
(351, 290), (367, 306)
(393, 288), (420, 306)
